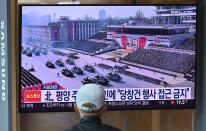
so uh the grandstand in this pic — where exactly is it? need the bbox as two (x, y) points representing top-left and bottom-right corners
(122, 48), (195, 74)
(107, 25), (195, 49)
(89, 31), (107, 40)
(21, 67), (42, 88)
(174, 38), (196, 51)
(67, 40), (113, 54)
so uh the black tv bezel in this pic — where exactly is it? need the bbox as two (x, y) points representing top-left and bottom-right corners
(18, 4), (197, 113)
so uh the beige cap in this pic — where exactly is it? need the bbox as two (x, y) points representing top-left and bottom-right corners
(76, 84), (105, 112)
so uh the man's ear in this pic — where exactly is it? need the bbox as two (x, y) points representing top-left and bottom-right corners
(103, 104), (107, 112)
(74, 104), (78, 113)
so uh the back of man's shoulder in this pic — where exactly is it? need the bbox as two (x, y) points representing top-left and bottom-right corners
(65, 123), (122, 131)
(65, 125), (79, 131)
(65, 124), (121, 131)
(103, 124), (122, 131)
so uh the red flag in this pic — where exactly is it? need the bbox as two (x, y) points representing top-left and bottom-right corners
(121, 36), (127, 49)
(75, 22), (79, 41)
(68, 22), (73, 41)
(54, 26), (58, 41)
(139, 37), (146, 48)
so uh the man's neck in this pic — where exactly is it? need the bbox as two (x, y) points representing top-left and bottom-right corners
(80, 113), (100, 118)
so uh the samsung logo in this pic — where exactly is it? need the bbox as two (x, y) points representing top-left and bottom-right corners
(1, 20), (6, 102)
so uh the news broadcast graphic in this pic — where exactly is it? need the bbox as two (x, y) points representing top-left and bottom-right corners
(19, 5), (196, 112)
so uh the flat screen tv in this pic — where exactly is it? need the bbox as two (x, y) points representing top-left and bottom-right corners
(19, 5), (196, 112)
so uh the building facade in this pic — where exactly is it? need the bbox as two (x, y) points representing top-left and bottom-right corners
(107, 25), (195, 49)
(49, 19), (100, 42)
(22, 25), (51, 43)
(22, 19), (100, 46)
(155, 6), (196, 25)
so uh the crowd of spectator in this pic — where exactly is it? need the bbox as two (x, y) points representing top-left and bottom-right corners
(89, 32), (107, 40)
(67, 40), (109, 53)
(21, 67), (42, 88)
(123, 48), (195, 74)
(21, 67), (67, 103)
(174, 38), (196, 51)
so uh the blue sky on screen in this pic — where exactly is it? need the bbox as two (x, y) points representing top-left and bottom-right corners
(22, 6), (156, 19)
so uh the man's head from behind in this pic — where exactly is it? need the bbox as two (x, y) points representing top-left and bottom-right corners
(75, 84), (107, 117)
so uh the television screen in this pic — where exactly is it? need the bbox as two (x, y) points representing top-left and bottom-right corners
(19, 5), (196, 112)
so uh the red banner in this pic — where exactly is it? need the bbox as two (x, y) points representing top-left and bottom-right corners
(75, 22), (79, 41)
(139, 37), (146, 48)
(121, 36), (127, 49)
(69, 22), (73, 41)
(54, 26), (58, 41)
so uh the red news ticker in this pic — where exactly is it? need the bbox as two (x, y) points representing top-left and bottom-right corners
(25, 90), (41, 102)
